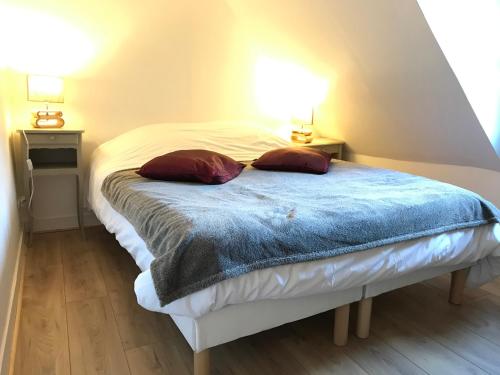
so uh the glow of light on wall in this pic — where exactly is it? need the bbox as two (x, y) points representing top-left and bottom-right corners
(3, 109), (13, 131)
(255, 56), (329, 123)
(0, 70), (13, 130)
(0, 5), (96, 75)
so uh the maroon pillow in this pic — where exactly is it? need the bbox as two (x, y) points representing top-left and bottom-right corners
(136, 149), (245, 184)
(252, 147), (332, 174)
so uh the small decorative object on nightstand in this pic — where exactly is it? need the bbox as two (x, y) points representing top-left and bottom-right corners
(27, 75), (65, 128)
(292, 136), (345, 160)
(17, 127), (85, 244)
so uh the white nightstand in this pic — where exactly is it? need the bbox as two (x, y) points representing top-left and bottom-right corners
(292, 137), (345, 160)
(17, 127), (85, 243)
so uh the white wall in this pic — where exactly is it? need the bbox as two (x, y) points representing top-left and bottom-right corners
(225, 0), (499, 171)
(0, 0), (498, 230)
(1, 0), (257, 229)
(349, 154), (500, 208)
(0, 69), (22, 373)
(3, 0), (257, 148)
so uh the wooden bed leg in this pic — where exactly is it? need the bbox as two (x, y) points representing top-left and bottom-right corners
(334, 303), (350, 346)
(356, 297), (372, 339)
(449, 268), (469, 305)
(194, 349), (210, 375)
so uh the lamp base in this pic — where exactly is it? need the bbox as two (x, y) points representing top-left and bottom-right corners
(33, 120), (65, 129)
(291, 129), (313, 144)
(31, 111), (65, 128)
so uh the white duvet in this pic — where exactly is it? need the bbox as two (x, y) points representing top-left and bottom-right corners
(88, 121), (500, 318)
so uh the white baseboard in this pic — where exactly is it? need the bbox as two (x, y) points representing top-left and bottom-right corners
(0, 232), (25, 375)
(33, 210), (100, 232)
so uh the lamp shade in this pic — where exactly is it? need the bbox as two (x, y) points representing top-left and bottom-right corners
(27, 75), (64, 103)
(292, 107), (314, 126)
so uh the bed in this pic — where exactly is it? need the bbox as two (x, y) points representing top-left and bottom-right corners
(88, 121), (500, 375)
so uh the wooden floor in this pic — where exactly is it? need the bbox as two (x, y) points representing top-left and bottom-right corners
(14, 227), (500, 375)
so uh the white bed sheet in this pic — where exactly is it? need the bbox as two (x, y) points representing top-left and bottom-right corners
(100, 197), (500, 318)
(88, 121), (500, 319)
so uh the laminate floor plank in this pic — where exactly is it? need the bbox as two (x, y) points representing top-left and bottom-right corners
(283, 337), (368, 375)
(27, 231), (63, 268)
(14, 237), (70, 375)
(403, 282), (500, 347)
(371, 307), (488, 375)
(126, 343), (192, 375)
(93, 236), (173, 350)
(288, 310), (424, 375)
(67, 297), (131, 375)
(14, 229), (500, 375)
(342, 334), (428, 375)
(285, 313), (369, 375)
(126, 345), (166, 375)
(62, 231), (107, 303)
(480, 278), (500, 297)
(218, 338), (300, 375)
(376, 289), (500, 374)
(480, 294), (500, 306)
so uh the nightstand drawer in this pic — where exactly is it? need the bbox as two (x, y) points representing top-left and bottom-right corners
(310, 144), (341, 152)
(304, 143), (343, 158)
(27, 133), (79, 145)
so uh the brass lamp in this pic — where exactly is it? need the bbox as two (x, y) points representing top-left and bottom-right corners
(27, 75), (65, 128)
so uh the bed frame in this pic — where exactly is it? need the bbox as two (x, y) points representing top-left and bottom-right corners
(177, 263), (471, 375)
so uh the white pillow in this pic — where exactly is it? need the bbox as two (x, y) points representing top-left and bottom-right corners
(89, 120), (291, 208)
(97, 120), (290, 163)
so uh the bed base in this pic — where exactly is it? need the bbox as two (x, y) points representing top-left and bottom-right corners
(193, 302), (353, 375)
(449, 268), (468, 305)
(194, 350), (210, 375)
(188, 265), (469, 375)
(351, 266), (471, 344)
(333, 304), (350, 346)
(356, 297), (373, 339)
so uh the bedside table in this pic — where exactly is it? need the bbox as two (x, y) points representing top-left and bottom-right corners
(17, 127), (85, 243)
(292, 137), (345, 160)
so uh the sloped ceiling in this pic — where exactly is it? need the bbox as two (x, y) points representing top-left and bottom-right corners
(418, 0), (500, 157)
(226, 0), (499, 171)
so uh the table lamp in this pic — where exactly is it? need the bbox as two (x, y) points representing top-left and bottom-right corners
(27, 75), (65, 128)
(291, 107), (314, 143)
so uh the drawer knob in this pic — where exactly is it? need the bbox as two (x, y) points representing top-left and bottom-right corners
(49, 136), (56, 140)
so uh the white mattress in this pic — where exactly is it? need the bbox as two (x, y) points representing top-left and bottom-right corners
(88, 121), (500, 319)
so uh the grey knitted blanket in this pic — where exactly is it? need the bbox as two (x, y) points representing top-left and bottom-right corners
(101, 161), (499, 305)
